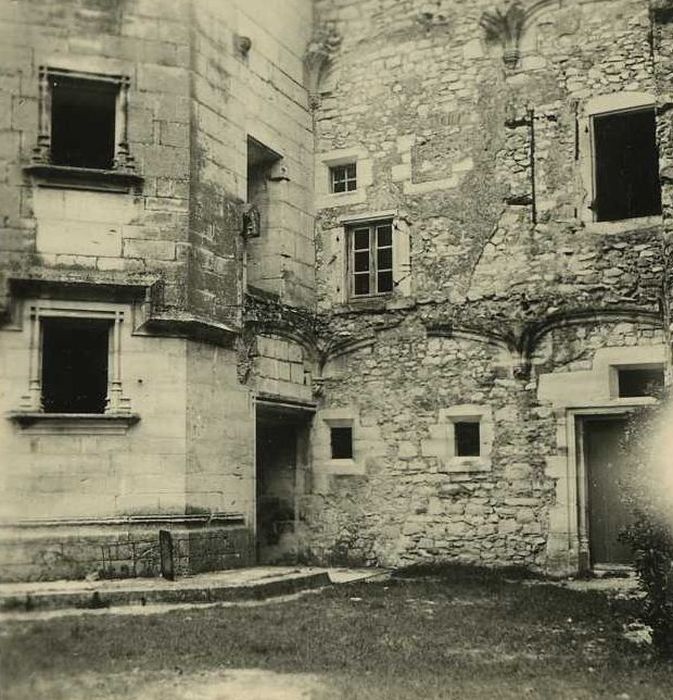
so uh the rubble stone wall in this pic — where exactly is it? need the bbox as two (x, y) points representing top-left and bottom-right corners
(304, 0), (673, 572)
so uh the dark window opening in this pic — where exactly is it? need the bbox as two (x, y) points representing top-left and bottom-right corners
(617, 367), (665, 398)
(349, 221), (394, 297)
(593, 108), (662, 221)
(247, 137), (282, 235)
(330, 426), (353, 459)
(41, 318), (111, 414)
(455, 421), (480, 457)
(50, 75), (118, 170)
(330, 163), (357, 193)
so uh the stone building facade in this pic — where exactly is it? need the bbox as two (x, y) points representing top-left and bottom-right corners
(0, 0), (672, 581)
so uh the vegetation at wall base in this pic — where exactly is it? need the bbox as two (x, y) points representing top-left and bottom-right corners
(620, 394), (673, 658)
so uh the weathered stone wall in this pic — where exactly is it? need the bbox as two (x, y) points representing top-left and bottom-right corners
(0, 314), (188, 522)
(0, 0), (193, 312)
(303, 0), (673, 572)
(303, 317), (664, 571)
(189, 0), (315, 308)
(0, 0), (313, 580)
(185, 341), (254, 522)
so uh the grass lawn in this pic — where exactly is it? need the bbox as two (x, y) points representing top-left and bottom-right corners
(1, 565), (672, 699)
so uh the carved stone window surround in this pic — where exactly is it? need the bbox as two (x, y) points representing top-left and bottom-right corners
(10, 300), (135, 430)
(578, 92), (660, 226)
(315, 147), (372, 208)
(25, 66), (142, 191)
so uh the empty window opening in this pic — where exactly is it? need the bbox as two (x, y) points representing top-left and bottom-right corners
(593, 108), (662, 221)
(350, 221), (394, 297)
(617, 367), (665, 398)
(50, 74), (118, 170)
(41, 318), (111, 413)
(247, 137), (281, 201)
(455, 421), (480, 457)
(330, 163), (357, 193)
(330, 426), (353, 459)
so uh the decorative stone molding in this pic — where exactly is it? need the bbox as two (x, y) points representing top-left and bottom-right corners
(235, 328), (257, 384)
(480, 2), (526, 68)
(16, 300), (133, 416)
(426, 308), (663, 380)
(241, 203), (261, 239)
(303, 25), (341, 108)
(8, 412), (140, 434)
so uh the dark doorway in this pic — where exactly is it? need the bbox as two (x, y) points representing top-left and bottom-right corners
(584, 417), (632, 565)
(255, 403), (312, 564)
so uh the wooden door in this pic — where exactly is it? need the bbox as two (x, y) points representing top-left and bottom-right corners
(584, 418), (632, 565)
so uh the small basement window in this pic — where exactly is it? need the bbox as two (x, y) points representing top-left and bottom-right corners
(41, 318), (111, 413)
(330, 426), (353, 459)
(592, 108), (662, 221)
(330, 163), (357, 193)
(50, 73), (119, 170)
(454, 421), (480, 457)
(617, 367), (665, 398)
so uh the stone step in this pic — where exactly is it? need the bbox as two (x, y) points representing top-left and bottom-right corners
(0, 567), (333, 613)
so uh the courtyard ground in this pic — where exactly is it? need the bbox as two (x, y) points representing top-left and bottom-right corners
(1, 565), (671, 700)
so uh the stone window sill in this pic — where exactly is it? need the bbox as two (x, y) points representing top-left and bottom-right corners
(316, 190), (367, 209)
(23, 163), (143, 192)
(582, 215), (663, 236)
(7, 411), (140, 435)
(440, 457), (492, 474)
(326, 458), (365, 475)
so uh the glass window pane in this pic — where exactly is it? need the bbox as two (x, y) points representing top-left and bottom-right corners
(354, 251), (369, 272)
(332, 180), (345, 193)
(345, 163), (356, 178)
(377, 225), (392, 247)
(377, 271), (393, 293)
(377, 248), (392, 270)
(353, 274), (370, 296)
(353, 229), (370, 250)
(346, 178), (357, 192)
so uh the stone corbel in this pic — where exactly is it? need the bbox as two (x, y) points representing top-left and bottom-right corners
(303, 25), (341, 108)
(480, 2), (526, 69)
(234, 34), (252, 58)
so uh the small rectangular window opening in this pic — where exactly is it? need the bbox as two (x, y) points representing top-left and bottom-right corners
(593, 108), (662, 222)
(349, 221), (394, 297)
(246, 137), (281, 235)
(330, 426), (353, 459)
(617, 367), (665, 398)
(50, 75), (118, 170)
(455, 421), (480, 457)
(330, 163), (357, 193)
(41, 318), (111, 414)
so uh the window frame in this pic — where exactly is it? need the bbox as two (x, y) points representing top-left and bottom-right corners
(329, 163), (357, 193)
(590, 105), (662, 222)
(347, 219), (395, 299)
(579, 92), (662, 228)
(17, 301), (133, 417)
(31, 66), (136, 175)
(40, 317), (113, 414)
